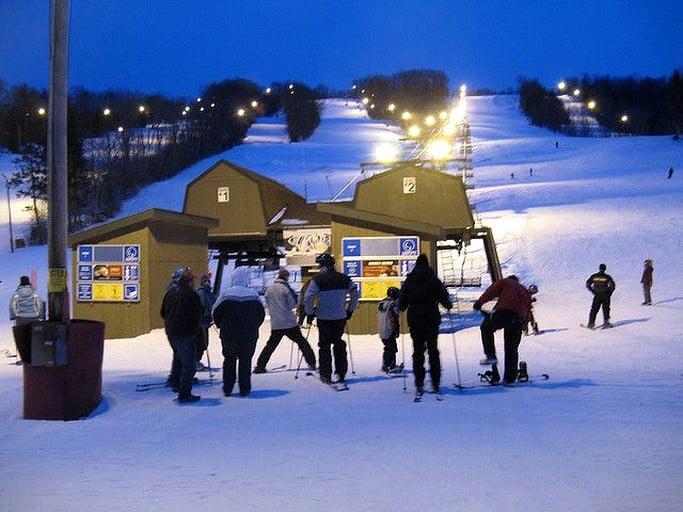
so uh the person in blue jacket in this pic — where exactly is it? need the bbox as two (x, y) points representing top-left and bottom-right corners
(213, 266), (265, 397)
(304, 253), (359, 386)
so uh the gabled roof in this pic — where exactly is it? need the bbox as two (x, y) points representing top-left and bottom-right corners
(67, 208), (218, 247)
(184, 159), (330, 229)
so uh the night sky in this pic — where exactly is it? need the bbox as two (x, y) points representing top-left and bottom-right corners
(1, 0), (681, 98)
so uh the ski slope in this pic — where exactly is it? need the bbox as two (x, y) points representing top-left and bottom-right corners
(0, 95), (682, 512)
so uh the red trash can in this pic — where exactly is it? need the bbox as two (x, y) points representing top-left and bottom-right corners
(19, 319), (105, 421)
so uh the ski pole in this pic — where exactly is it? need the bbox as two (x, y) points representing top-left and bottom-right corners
(289, 338), (295, 369)
(451, 331), (462, 390)
(294, 351), (305, 379)
(345, 324), (356, 375)
(295, 325), (313, 380)
(400, 332), (407, 393)
(205, 326), (214, 383)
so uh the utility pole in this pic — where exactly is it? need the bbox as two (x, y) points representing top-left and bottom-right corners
(47, 0), (69, 321)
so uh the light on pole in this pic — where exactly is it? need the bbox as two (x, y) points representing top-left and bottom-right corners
(2, 174), (14, 253)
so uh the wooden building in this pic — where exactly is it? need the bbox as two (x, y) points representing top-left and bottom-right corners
(317, 161), (501, 333)
(67, 209), (218, 339)
(66, 159), (500, 338)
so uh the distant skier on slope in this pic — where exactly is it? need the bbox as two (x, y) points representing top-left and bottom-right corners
(640, 259), (653, 305)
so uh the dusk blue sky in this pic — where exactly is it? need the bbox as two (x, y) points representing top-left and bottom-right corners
(1, 0), (682, 99)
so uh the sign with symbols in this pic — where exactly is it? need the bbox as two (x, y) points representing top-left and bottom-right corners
(77, 244), (141, 302)
(342, 236), (419, 300)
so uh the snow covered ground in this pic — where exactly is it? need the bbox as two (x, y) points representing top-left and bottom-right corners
(0, 95), (682, 512)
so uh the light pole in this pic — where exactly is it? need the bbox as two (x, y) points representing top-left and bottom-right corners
(2, 174), (14, 253)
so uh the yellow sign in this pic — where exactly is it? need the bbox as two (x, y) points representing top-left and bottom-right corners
(93, 283), (124, 301)
(361, 280), (401, 300)
(48, 268), (67, 293)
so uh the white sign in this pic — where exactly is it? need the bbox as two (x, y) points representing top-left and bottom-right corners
(217, 186), (230, 203)
(403, 177), (416, 194)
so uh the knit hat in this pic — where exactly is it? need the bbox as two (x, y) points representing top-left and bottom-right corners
(178, 269), (197, 284)
(20, 276), (31, 286)
(199, 273), (211, 285)
(277, 269), (290, 280)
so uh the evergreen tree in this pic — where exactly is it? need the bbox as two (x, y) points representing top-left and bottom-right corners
(9, 142), (48, 243)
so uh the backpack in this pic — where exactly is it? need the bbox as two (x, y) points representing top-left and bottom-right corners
(377, 299), (397, 339)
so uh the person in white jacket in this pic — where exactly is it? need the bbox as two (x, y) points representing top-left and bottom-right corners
(253, 269), (316, 373)
(9, 276), (42, 325)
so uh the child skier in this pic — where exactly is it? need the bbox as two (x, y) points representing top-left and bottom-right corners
(377, 287), (402, 373)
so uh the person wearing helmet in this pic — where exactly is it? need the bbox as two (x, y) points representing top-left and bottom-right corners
(165, 267), (187, 292)
(377, 286), (402, 373)
(160, 269), (203, 403)
(640, 259), (653, 305)
(525, 284), (540, 335)
(304, 253), (359, 386)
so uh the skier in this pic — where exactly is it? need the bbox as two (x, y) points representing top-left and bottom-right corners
(585, 263), (616, 328)
(254, 269), (316, 373)
(377, 286), (402, 373)
(640, 259), (653, 305)
(213, 266), (265, 397)
(9, 276), (42, 325)
(398, 254), (453, 398)
(473, 275), (533, 385)
(524, 284), (540, 335)
(160, 269), (203, 403)
(195, 273), (216, 370)
(303, 253), (359, 387)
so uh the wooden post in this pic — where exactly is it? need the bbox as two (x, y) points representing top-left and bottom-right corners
(47, 0), (70, 321)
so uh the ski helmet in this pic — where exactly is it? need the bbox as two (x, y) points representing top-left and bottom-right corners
(315, 253), (335, 268)
(387, 286), (399, 299)
(171, 267), (186, 283)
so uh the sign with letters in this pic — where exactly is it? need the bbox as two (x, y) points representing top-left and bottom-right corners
(76, 244), (140, 302)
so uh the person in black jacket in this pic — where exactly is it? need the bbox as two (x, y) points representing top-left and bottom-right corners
(585, 263), (616, 328)
(213, 266), (265, 397)
(160, 269), (203, 403)
(398, 254), (453, 397)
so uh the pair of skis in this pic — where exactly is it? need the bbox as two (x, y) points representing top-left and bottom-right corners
(580, 323), (613, 330)
(304, 371), (349, 391)
(136, 377), (211, 392)
(414, 389), (444, 402)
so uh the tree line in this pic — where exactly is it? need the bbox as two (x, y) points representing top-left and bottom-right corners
(519, 70), (683, 137)
(352, 69), (451, 122)
(0, 78), (322, 242)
